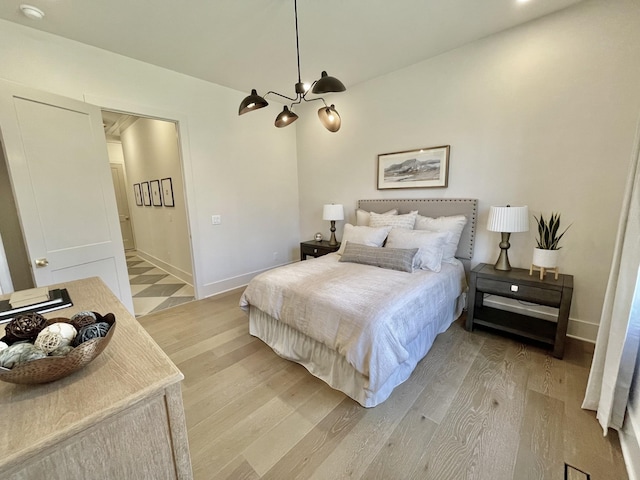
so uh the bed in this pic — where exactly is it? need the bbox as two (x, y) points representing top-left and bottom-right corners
(240, 198), (477, 407)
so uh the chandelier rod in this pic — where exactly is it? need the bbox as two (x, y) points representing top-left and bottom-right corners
(294, 0), (302, 86)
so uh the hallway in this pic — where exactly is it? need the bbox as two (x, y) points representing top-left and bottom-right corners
(126, 251), (194, 317)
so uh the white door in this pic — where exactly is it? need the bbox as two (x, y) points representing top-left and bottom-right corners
(0, 80), (133, 312)
(110, 163), (136, 250)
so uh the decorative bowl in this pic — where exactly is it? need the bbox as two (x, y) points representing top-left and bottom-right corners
(0, 312), (116, 385)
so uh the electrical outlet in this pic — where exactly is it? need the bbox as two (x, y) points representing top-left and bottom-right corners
(212, 215), (221, 225)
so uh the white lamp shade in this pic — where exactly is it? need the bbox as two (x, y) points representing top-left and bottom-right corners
(487, 205), (529, 233)
(323, 204), (344, 221)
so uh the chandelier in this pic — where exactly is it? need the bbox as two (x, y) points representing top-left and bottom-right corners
(238, 0), (346, 132)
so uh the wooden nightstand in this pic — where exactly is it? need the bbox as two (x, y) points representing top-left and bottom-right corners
(300, 240), (340, 260)
(466, 263), (573, 358)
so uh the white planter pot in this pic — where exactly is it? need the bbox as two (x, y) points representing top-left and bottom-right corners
(532, 248), (559, 268)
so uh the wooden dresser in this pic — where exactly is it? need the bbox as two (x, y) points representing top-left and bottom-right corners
(0, 277), (192, 479)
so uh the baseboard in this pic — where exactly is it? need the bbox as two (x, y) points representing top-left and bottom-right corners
(483, 297), (598, 343)
(200, 261), (295, 299)
(620, 414), (640, 480)
(133, 250), (193, 285)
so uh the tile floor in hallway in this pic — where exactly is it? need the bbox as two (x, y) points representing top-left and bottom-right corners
(126, 251), (194, 317)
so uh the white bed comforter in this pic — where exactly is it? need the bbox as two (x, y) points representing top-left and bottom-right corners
(239, 253), (466, 392)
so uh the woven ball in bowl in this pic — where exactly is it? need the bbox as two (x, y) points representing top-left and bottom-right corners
(4, 313), (47, 342)
(0, 312), (116, 385)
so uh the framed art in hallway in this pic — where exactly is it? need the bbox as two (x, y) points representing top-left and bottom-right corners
(150, 179), (162, 206)
(377, 145), (450, 189)
(161, 177), (174, 207)
(134, 183), (142, 206)
(141, 181), (151, 206)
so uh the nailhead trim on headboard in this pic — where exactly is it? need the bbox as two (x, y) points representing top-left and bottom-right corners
(357, 198), (478, 260)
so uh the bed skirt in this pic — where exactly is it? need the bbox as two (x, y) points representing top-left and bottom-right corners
(248, 293), (465, 407)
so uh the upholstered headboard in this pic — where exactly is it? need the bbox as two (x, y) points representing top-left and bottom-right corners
(357, 198), (478, 261)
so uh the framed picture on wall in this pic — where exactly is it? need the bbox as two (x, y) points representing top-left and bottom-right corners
(150, 180), (162, 206)
(161, 177), (174, 207)
(377, 145), (450, 189)
(141, 181), (151, 206)
(133, 183), (143, 206)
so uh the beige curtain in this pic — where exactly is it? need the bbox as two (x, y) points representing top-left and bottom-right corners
(582, 118), (640, 432)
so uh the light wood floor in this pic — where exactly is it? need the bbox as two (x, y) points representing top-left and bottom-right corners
(139, 288), (628, 480)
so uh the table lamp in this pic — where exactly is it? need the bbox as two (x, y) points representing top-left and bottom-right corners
(486, 205), (529, 271)
(323, 204), (344, 246)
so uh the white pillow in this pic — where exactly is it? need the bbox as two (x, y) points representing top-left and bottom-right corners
(356, 208), (398, 226)
(385, 229), (451, 272)
(414, 214), (467, 263)
(369, 211), (418, 230)
(337, 224), (393, 255)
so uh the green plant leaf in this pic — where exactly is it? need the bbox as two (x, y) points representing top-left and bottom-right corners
(534, 211), (571, 250)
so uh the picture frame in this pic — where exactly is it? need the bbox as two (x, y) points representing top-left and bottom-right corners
(377, 145), (450, 190)
(161, 177), (174, 207)
(133, 183), (142, 206)
(141, 181), (151, 206)
(150, 179), (162, 206)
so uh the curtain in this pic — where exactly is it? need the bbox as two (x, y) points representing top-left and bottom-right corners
(582, 118), (640, 433)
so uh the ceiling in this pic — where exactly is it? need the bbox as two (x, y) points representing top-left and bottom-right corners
(0, 0), (583, 97)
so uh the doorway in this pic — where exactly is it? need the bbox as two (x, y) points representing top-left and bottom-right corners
(102, 111), (195, 317)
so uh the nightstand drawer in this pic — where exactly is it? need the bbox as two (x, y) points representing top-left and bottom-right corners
(476, 277), (562, 306)
(300, 240), (340, 260)
(302, 244), (332, 255)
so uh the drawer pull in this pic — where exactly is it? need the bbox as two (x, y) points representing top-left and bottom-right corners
(511, 285), (519, 292)
(313, 248), (318, 253)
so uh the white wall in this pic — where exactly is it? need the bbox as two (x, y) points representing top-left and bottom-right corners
(120, 118), (193, 282)
(295, 0), (640, 341)
(0, 19), (300, 299)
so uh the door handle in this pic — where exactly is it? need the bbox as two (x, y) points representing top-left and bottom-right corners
(34, 258), (49, 268)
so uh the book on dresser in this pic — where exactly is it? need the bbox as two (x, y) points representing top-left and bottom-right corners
(0, 288), (73, 323)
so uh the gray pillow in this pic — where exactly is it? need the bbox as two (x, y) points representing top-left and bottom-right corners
(339, 242), (418, 273)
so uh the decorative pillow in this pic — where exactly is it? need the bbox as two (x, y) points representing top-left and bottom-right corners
(414, 214), (467, 263)
(385, 229), (451, 272)
(337, 224), (393, 255)
(369, 210), (418, 230)
(339, 242), (417, 273)
(355, 208), (398, 226)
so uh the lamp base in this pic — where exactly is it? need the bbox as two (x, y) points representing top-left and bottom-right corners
(493, 232), (512, 271)
(328, 220), (338, 246)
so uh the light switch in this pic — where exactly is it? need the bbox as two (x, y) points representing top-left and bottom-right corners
(212, 215), (221, 225)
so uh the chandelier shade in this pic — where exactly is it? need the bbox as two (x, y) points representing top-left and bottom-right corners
(275, 106), (299, 128)
(238, 89), (268, 115)
(312, 71), (346, 94)
(237, 0), (345, 131)
(317, 105), (341, 132)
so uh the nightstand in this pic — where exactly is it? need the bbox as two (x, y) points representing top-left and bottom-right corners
(466, 263), (573, 358)
(300, 240), (340, 260)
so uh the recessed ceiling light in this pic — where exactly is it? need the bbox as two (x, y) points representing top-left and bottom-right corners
(20, 4), (45, 20)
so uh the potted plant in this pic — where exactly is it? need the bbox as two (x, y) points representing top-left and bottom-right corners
(532, 212), (571, 268)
